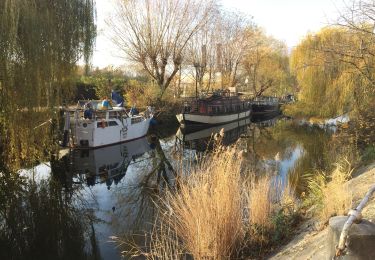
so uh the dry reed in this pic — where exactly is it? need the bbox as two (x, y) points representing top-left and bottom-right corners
(247, 176), (273, 230)
(321, 160), (353, 221)
(308, 158), (353, 224)
(120, 142), (299, 259)
(165, 146), (244, 259)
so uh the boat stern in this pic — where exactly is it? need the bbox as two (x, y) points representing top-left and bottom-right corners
(74, 121), (95, 147)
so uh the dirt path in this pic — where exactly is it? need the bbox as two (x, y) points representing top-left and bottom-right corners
(269, 163), (375, 260)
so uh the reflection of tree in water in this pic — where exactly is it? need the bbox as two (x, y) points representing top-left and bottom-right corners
(0, 166), (100, 260)
(288, 127), (331, 194)
(110, 135), (176, 256)
(0, 0), (98, 258)
(243, 119), (332, 194)
(243, 118), (287, 174)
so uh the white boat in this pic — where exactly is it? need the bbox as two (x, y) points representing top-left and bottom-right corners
(64, 100), (153, 148)
(176, 91), (251, 126)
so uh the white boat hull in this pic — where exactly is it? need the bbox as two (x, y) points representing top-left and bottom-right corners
(176, 110), (251, 126)
(74, 116), (151, 148)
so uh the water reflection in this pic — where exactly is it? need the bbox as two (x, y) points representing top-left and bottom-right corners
(0, 171), (99, 260)
(243, 117), (332, 194)
(175, 115), (333, 196)
(69, 136), (176, 259)
(0, 135), (178, 260)
(0, 115), (337, 260)
(72, 138), (152, 188)
(175, 118), (251, 151)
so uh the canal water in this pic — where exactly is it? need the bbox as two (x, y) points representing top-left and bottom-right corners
(0, 115), (334, 260)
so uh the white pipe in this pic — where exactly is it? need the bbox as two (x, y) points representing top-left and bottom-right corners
(336, 184), (375, 257)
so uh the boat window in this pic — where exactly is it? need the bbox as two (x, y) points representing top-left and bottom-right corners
(131, 117), (143, 124)
(108, 121), (118, 126)
(97, 121), (108, 128)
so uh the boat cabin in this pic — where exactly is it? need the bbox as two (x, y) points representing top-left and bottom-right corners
(182, 91), (251, 115)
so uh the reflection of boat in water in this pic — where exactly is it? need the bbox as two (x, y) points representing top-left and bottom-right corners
(72, 137), (151, 187)
(251, 113), (280, 127)
(176, 118), (251, 151)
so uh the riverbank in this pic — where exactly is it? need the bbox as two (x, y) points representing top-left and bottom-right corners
(269, 162), (375, 259)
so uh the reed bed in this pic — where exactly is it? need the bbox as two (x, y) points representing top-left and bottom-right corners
(247, 176), (273, 230)
(166, 147), (244, 259)
(120, 141), (301, 260)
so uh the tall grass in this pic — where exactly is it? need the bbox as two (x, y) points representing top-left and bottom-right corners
(117, 143), (300, 259)
(307, 158), (353, 224)
(164, 147), (244, 259)
(247, 176), (273, 232)
(246, 176), (299, 250)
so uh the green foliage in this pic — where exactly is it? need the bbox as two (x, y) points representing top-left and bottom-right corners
(78, 67), (128, 100)
(0, 0), (96, 171)
(290, 27), (356, 117)
(270, 205), (300, 244)
(304, 158), (352, 223)
(76, 67), (158, 107)
(304, 170), (327, 210)
(291, 25), (375, 120)
(0, 0), (96, 110)
(124, 79), (159, 108)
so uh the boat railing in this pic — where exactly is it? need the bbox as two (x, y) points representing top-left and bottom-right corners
(251, 96), (279, 106)
(66, 108), (129, 123)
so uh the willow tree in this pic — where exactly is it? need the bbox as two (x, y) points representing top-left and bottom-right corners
(335, 0), (375, 145)
(109, 0), (217, 100)
(290, 27), (358, 117)
(242, 32), (291, 97)
(0, 0), (96, 170)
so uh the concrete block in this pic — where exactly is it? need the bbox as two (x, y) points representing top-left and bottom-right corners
(328, 216), (375, 260)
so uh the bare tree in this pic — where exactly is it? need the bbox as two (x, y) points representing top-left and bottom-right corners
(335, 0), (375, 145)
(335, 0), (375, 85)
(185, 16), (218, 94)
(109, 0), (216, 100)
(216, 12), (253, 89)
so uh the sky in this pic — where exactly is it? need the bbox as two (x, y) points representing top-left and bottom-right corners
(92, 0), (344, 68)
